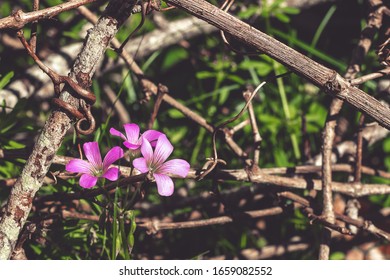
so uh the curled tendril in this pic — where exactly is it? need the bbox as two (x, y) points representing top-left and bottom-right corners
(75, 100), (96, 135)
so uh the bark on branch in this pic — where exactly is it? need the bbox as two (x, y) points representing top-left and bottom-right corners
(0, 0), (137, 260)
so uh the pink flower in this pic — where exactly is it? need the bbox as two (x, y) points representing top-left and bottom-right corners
(133, 135), (190, 196)
(109, 123), (162, 152)
(66, 142), (124, 188)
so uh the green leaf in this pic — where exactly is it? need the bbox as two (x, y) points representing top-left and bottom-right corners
(169, 127), (188, 143)
(239, 233), (247, 249)
(281, 7), (301, 15)
(239, 60), (272, 77)
(256, 237), (267, 248)
(218, 86), (230, 105)
(167, 108), (185, 119)
(123, 70), (136, 104)
(5, 140), (25, 149)
(106, 48), (118, 59)
(196, 71), (216, 79)
(311, 5), (337, 48)
(330, 252), (345, 260)
(0, 98), (33, 137)
(271, 28), (346, 70)
(384, 195), (390, 208)
(383, 138), (390, 153)
(238, 6), (260, 19)
(226, 74), (246, 85)
(63, 31), (81, 40)
(369, 195), (390, 207)
(127, 234), (134, 248)
(306, 103), (327, 126)
(385, 157), (390, 171)
(142, 51), (161, 72)
(274, 148), (289, 166)
(0, 71), (14, 90)
(259, 114), (282, 134)
(162, 48), (188, 71)
(259, 114), (282, 125)
(275, 12), (291, 23)
(0, 2), (11, 17)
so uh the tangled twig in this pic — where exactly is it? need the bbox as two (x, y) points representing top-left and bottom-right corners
(16, 30), (96, 135)
(197, 81), (267, 180)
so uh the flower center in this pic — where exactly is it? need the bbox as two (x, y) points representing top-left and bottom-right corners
(91, 165), (103, 177)
(148, 165), (156, 173)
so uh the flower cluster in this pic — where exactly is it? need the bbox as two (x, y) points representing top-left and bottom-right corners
(65, 123), (190, 196)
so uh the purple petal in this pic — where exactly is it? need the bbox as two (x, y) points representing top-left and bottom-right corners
(133, 157), (149, 173)
(158, 159), (190, 178)
(83, 142), (102, 169)
(140, 137), (154, 164)
(142, 130), (163, 147)
(109, 127), (126, 140)
(154, 173), (174, 196)
(102, 146), (124, 170)
(66, 159), (93, 174)
(123, 141), (141, 150)
(103, 167), (120, 181)
(79, 174), (98, 189)
(153, 135), (173, 166)
(123, 123), (140, 144)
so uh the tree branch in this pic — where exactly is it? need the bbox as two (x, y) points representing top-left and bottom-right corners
(0, 0), (98, 30)
(0, 16), (215, 110)
(0, 0), (137, 260)
(279, 191), (390, 241)
(166, 0), (390, 129)
(318, 0), (387, 259)
(139, 207), (283, 233)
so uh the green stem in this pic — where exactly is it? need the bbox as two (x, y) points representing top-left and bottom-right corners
(191, 127), (206, 164)
(119, 215), (131, 260)
(111, 190), (119, 260)
(265, 6), (301, 161)
(311, 5), (337, 48)
(273, 61), (301, 160)
(124, 184), (140, 210)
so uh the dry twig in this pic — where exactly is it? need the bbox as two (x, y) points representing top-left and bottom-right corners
(0, 0), (98, 30)
(243, 89), (262, 167)
(279, 192), (390, 241)
(318, 0), (387, 259)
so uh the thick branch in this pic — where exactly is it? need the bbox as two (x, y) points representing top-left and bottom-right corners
(166, 0), (390, 129)
(319, 99), (341, 259)
(0, 0), (137, 260)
